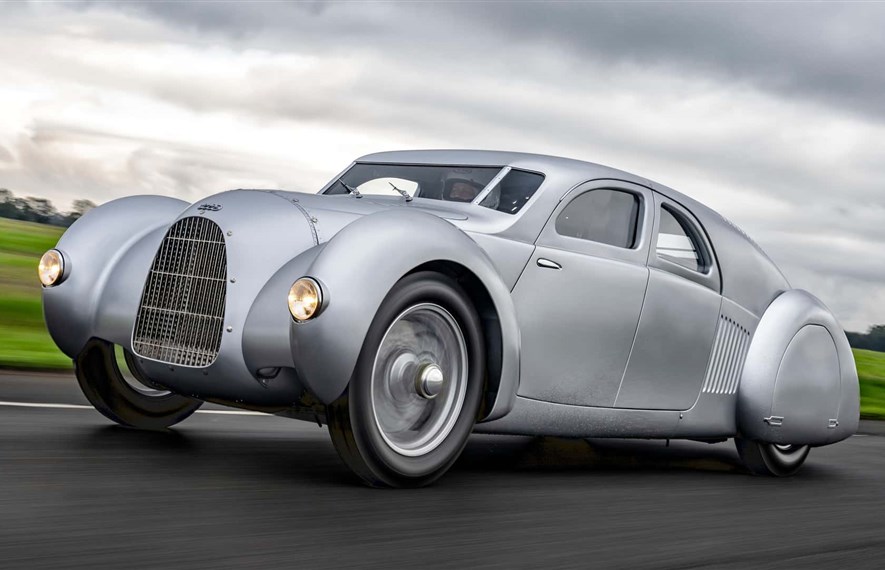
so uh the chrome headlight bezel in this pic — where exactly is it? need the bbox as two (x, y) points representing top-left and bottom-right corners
(38, 249), (67, 287)
(287, 277), (324, 322)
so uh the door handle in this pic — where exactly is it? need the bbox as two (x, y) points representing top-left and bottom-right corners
(537, 258), (562, 270)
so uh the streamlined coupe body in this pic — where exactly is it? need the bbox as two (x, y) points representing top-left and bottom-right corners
(40, 150), (859, 486)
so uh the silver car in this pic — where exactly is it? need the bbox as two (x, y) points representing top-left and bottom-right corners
(39, 150), (859, 487)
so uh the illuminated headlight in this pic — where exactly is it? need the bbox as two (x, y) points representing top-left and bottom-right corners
(38, 249), (65, 287)
(288, 277), (323, 322)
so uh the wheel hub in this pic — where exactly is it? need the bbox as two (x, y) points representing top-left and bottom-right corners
(370, 303), (468, 457)
(416, 363), (444, 399)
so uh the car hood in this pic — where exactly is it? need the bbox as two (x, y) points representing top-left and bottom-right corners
(256, 190), (470, 243)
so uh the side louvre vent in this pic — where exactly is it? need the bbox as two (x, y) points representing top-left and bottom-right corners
(701, 315), (751, 395)
(132, 216), (227, 367)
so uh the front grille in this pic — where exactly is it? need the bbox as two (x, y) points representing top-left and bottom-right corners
(132, 216), (227, 367)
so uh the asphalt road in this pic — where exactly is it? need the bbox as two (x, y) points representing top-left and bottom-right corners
(2, 372), (884, 569)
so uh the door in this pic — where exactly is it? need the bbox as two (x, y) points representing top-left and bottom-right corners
(614, 194), (722, 410)
(513, 181), (653, 407)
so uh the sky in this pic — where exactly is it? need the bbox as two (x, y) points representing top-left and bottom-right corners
(1, 1), (884, 331)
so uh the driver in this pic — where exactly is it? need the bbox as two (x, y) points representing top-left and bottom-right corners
(444, 178), (484, 202)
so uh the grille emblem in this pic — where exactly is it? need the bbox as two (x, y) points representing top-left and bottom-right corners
(132, 217), (227, 367)
(197, 203), (223, 212)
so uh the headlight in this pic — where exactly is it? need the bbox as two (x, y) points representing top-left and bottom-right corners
(38, 249), (65, 287)
(287, 277), (323, 322)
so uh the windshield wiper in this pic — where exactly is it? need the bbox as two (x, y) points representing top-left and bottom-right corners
(389, 182), (413, 202)
(338, 178), (362, 198)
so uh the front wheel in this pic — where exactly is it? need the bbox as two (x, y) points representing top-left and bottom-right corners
(327, 272), (485, 488)
(75, 339), (203, 429)
(735, 437), (810, 477)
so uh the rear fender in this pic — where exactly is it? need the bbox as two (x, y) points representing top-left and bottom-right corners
(737, 289), (859, 445)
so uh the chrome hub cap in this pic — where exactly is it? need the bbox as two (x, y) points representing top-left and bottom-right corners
(416, 364), (445, 400)
(370, 303), (468, 457)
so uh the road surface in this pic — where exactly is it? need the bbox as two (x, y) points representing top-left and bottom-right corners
(1, 372), (883, 569)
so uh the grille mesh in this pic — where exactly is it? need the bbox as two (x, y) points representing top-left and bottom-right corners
(701, 315), (751, 395)
(132, 216), (227, 367)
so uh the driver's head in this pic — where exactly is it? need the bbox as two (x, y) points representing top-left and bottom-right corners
(446, 179), (483, 202)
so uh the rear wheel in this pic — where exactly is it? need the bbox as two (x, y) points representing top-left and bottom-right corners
(735, 437), (810, 477)
(75, 339), (202, 429)
(327, 272), (485, 488)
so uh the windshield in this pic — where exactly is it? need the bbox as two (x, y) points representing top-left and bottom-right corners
(324, 163), (544, 214)
(326, 163), (500, 203)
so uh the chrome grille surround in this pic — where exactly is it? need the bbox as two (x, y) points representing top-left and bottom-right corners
(701, 315), (751, 395)
(132, 216), (227, 367)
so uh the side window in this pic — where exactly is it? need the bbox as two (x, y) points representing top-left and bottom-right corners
(657, 206), (707, 272)
(555, 189), (640, 249)
(479, 170), (545, 214)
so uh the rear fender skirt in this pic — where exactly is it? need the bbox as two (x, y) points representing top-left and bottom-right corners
(737, 289), (859, 446)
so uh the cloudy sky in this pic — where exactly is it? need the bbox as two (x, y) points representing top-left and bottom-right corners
(1, 1), (884, 331)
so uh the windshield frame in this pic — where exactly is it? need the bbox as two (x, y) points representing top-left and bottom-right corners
(471, 166), (511, 206)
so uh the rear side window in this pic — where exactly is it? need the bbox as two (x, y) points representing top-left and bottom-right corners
(657, 206), (707, 272)
(478, 170), (544, 214)
(555, 189), (640, 249)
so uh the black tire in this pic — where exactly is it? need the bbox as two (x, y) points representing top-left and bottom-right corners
(75, 339), (203, 429)
(327, 271), (485, 488)
(735, 437), (810, 477)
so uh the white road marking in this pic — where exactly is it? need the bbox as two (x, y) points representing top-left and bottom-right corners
(0, 400), (266, 416)
(0, 401), (91, 410)
(196, 409), (266, 416)
(0, 401), (876, 436)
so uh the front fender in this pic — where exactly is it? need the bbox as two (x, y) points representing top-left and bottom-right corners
(42, 195), (188, 357)
(251, 209), (521, 419)
(737, 289), (859, 445)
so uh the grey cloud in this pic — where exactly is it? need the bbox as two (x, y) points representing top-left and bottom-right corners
(76, 45), (884, 215)
(62, 1), (885, 124)
(3, 123), (316, 204)
(781, 268), (885, 332)
(9, 4), (885, 229)
(473, 3), (885, 117)
(67, 1), (384, 47)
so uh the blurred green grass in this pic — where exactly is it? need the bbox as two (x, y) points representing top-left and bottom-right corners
(1, 217), (884, 419)
(856, 348), (885, 419)
(0, 218), (70, 370)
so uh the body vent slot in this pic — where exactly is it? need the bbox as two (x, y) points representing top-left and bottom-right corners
(132, 216), (227, 367)
(701, 315), (751, 395)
